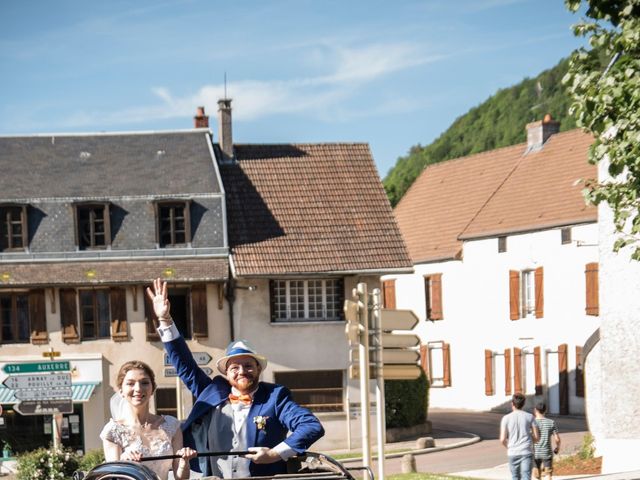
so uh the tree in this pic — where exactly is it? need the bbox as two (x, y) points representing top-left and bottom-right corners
(563, 0), (640, 258)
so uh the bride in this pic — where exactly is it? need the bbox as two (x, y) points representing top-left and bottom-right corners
(101, 360), (196, 480)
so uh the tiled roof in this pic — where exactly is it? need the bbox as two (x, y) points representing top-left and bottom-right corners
(0, 130), (221, 200)
(221, 144), (412, 276)
(0, 258), (228, 286)
(460, 129), (596, 239)
(394, 129), (596, 263)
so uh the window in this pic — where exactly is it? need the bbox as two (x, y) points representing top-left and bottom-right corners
(270, 279), (344, 322)
(75, 204), (110, 249)
(424, 274), (443, 320)
(0, 205), (27, 251)
(155, 387), (178, 418)
(423, 341), (450, 387)
(0, 292), (30, 343)
(509, 267), (543, 320)
(561, 227), (572, 244)
(80, 289), (111, 340)
(498, 236), (507, 253)
(144, 284), (208, 341)
(274, 370), (343, 412)
(156, 201), (191, 247)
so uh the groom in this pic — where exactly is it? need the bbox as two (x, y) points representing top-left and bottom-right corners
(147, 279), (324, 478)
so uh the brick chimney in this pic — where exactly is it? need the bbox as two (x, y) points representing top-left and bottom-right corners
(525, 114), (560, 153)
(194, 106), (209, 128)
(217, 98), (233, 162)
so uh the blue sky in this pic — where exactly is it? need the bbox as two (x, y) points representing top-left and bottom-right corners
(0, 0), (587, 177)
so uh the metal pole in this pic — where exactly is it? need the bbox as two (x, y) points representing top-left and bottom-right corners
(372, 288), (386, 480)
(345, 379), (352, 451)
(176, 376), (184, 420)
(357, 283), (372, 470)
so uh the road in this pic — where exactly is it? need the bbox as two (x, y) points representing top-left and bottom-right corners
(381, 409), (589, 475)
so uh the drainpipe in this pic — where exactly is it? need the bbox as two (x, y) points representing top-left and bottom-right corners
(225, 275), (236, 341)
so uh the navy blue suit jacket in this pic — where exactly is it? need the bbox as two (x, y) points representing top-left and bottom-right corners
(164, 335), (325, 476)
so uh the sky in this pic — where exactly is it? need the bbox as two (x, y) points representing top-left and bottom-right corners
(0, 0), (588, 178)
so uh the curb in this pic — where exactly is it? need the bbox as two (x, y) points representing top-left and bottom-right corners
(337, 430), (481, 464)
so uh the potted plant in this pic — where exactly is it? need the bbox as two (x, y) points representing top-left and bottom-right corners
(2, 441), (11, 458)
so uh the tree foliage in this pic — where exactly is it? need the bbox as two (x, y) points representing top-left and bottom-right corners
(563, 0), (640, 259)
(383, 58), (577, 206)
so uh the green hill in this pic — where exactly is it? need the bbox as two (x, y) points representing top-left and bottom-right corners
(383, 57), (576, 206)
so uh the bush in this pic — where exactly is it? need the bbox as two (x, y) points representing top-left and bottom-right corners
(577, 433), (596, 460)
(385, 369), (429, 428)
(77, 449), (105, 472)
(17, 446), (79, 480)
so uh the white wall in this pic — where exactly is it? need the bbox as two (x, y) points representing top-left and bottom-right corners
(386, 224), (599, 412)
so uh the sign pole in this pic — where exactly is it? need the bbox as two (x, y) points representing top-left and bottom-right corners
(357, 283), (372, 470)
(372, 288), (386, 480)
(175, 376), (184, 420)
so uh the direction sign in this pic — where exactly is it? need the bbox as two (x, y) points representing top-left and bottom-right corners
(380, 309), (419, 331)
(3, 361), (70, 374)
(164, 352), (212, 367)
(164, 367), (213, 377)
(381, 333), (420, 348)
(380, 365), (422, 380)
(3, 372), (71, 390)
(14, 388), (73, 401)
(14, 399), (73, 415)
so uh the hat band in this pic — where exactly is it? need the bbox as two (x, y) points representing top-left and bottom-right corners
(226, 347), (257, 357)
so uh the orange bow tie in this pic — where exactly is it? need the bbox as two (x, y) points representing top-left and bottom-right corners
(228, 393), (252, 405)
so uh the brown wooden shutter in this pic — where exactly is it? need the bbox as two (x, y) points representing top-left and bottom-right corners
(191, 284), (208, 339)
(534, 346), (543, 395)
(110, 287), (128, 342)
(430, 274), (443, 320)
(535, 266), (544, 318)
(145, 288), (160, 341)
(382, 280), (396, 309)
(420, 344), (429, 377)
(514, 347), (523, 394)
(60, 289), (80, 343)
(575, 345), (585, 397)
(504, 348), (512, 396)
(484, 350), (494, 396)
(558, 343), (569, 414)
(509, 270), (520, 320)
(585, 262), (599, 316)
(29, 289), (48, 344)
(442, 342), (451, 387)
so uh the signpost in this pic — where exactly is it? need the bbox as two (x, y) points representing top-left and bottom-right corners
(164, 367), (213, 377)
(164, 352), (214, 420)
(14, 400), (73, 416)
(3, 361), (70, 374)
(164, 352), (212, 367)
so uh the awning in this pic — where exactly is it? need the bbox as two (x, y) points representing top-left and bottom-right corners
(0, 382), (99, 404)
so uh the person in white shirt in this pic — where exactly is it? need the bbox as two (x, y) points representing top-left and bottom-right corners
(500, 392), (540, 480)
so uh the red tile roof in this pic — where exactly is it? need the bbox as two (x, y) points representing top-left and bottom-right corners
(394, 129), (596, 263)
(221, 144), (412, 276)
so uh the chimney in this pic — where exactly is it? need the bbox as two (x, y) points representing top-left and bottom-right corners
(218, 98), (233, 162)
(194, 106), (209, 128)
(525, 113), (560, 153)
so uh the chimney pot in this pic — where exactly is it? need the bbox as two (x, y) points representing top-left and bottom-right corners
(194, 106), (209, 129)
(525, 114), (559, 153)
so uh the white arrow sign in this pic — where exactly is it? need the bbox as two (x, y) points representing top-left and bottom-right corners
(164, 352), (212, 367)
(14, 388), (73, 401)
(164, 367), (213, 377)
(3, 372), (71, 390)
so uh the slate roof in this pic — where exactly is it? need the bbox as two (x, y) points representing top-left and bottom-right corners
(394, 129), (596, 264)
(221, 143), (412, 276)
(0, 258), (228, 286)
(0, 130), (221, 200)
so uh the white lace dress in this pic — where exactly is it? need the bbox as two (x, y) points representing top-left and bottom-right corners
(100, 415), (180, 480)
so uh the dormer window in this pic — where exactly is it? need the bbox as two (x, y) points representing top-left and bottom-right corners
(0, 205), (28, 251)
(156, 201), (191, 247)
(75, 203), (111, 250)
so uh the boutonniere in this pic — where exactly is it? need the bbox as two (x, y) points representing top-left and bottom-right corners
(253, 415), (269, 430)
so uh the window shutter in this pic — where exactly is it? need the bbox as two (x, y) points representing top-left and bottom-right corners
(382, 280), (396, 309)
(430, 274), (443, 320)
(534, 346), (543, 395)
(29, 289), (48, 344)
(60, 288), (79, 343)
(504, 348), (512, 396)
(558, 343), (569, 414)
(585, 262), (599, 316)
(110, 287), (128, 342)
(145, 289), (160, 341)
(535, 266), (544, 318)
(509, 270), (520, 320)
(514, 348), (523, 394)
(484, 350), (494, 396)
(443, 342), (451, 387)
(269, 280), (277, 322)
(191, 284), (208, 339)
(420, 344), (429, 377)
(575, 345), (585, 397)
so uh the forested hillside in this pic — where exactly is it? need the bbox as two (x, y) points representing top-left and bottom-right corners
(383, 57), (576, 206)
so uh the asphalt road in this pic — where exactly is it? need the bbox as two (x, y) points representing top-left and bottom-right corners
(381, 409), (589, 476)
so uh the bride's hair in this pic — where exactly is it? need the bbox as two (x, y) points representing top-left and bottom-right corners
(116, 360), (157, 392)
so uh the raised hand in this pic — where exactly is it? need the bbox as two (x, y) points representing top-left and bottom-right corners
(146, 278), (171, 321)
